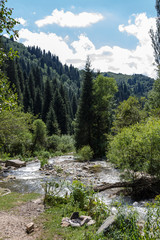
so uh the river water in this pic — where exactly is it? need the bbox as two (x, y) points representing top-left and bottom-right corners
(0, 155), (148, 218)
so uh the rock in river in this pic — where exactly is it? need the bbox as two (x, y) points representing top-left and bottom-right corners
(5, 159), (26, 168)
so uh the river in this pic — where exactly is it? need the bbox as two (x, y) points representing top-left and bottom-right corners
(0, 155), (148, 218)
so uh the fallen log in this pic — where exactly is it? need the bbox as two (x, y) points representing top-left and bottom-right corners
(94, 177), (160, 200)
(93, 181), (133, 192)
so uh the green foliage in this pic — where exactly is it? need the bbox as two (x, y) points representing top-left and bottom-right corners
(143, 195), (160, 239)
(106, 196), (160, 240)
(46, 134), (75, 153)
(44, 179), (109, 229)
(108, 118), (160, 180)
(74, 57), (94, 151)
(112, 96), (146, 133)
(148, 71), (160, 110)
(0, 192), (40, 211)
(92, 74), (118, 156)
(106, 206), (141, 240)
(38, 151), (50, 167)
(32, 119), (47, 150)
(0, 109), (33, 156)
(0, 0), (19, 38)
(0, 72), (18, 112)
(76, 145), (93, 162)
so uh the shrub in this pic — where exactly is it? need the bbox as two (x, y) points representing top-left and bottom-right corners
(32, 119), (47, 151)
(107, 118), (160, 180)
(46, 134), (61, 152)
(77, 145), (93, 162)
(57, 135), (75, 153)
(47, 135), (75, 153)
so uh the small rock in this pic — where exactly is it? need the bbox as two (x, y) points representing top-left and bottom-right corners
(87, 220), (96, 226)
(26, 222), (34, 234)
(80, 216), (92, 226)
(61, 222), (70, 227)
(61, 218), (71, 227)
(70, 222), (81, 227)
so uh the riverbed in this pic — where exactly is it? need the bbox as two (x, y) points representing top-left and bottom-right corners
(0, 155), (148, 218)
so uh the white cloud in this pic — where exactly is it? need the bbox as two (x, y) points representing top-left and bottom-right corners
(18, 13), (156, 78)
(16, 17), (27, 26)
(35, 9), (104, 28)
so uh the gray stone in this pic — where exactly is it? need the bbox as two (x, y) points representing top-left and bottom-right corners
(97, 215), (115, 235)
(5, 159), (26, 168)
(26, 222), (34, 234)
(61, 217), (70, 227)
(70, 222), (81, 227)
(80, 216), (92, 226)
(87, 220), (96, 226)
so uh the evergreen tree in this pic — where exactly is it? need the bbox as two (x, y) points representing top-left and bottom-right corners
(74, 57), (94, 150)
(6, 59), (22, 102)
(42, 78), (53, 122)
(34, 88), (43, 117)
(46, 104), (59, 136)
(23, 83), (32, 112)
(92, 75), (118, 157)
(71, 94), (77, 118)
(53, 89), (68, 134)
(28, 71), (36, 112)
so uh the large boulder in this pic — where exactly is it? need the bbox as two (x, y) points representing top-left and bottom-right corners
(5, 159), (26, 168)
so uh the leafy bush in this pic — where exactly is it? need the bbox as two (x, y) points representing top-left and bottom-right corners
(44, 180), (109, 228)
(57, 135), (75, 153)
(37, 151), (50, 167)
(76, 145), (93, 162)
(46, 134), (61, 152)
(0, 109), (34, 157)
(106, 206), (141, 240)
(107, 118), (160, 180)
(47, 135), (75, 153)
(32, 119), (47, 151)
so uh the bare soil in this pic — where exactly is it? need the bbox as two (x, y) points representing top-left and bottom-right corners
(0, 197), (44, 240)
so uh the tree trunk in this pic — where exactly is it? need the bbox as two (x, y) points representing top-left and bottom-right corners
(93, 177), (160, 200)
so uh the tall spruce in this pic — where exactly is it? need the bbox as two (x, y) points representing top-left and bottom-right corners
(42, 78), (53, 122)
(74, 57), (94, 150)
(46, 103), (59, 136)
(53, 89), (69, 134)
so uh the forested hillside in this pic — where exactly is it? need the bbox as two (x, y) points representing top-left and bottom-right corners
(104, 72), (154, 102)
(2, 36), (154, 129)
(2, 36), (81, 135)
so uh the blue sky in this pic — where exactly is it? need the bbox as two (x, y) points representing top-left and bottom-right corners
(6, 0), (157, 77)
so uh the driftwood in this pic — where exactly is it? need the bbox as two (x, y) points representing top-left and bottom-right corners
(94, 177), (160, 200)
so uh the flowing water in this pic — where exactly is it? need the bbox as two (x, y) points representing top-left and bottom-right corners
(0, 155), (149, 217)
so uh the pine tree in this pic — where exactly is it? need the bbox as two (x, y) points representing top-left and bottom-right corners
(23, 83), (32, 112)
(74, 57), (94, 150)
(28, 71), (36, 112)
(53, 89), (68, 134)
(46, 103), (59, 136)
(42, 78), (53, 122)
(34, 88), (43, 117)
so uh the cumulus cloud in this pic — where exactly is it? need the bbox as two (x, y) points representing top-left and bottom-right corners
(35, 9), (104, 28)
(18, 13), (156, 78)
(16, 17), (27, 26)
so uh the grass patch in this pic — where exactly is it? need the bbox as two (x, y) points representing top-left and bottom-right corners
(38, 204), (97, 240)
(0, 192), (41, 211)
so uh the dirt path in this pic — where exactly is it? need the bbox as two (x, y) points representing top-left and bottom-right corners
(0, 197), (44, 240)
